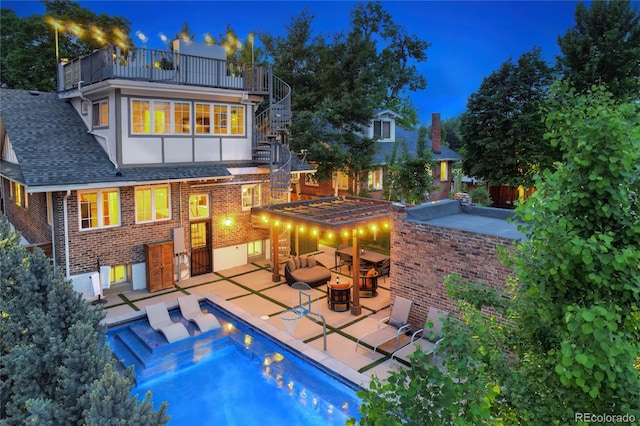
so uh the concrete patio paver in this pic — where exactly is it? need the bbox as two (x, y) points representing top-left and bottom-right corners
(101, 246), (407, 387)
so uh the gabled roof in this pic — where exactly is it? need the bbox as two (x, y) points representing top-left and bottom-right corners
(372, 126), (465, 165)
(0, 89), (312, 192)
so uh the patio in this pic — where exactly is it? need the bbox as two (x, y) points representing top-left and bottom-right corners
(101, 245), (410, 388)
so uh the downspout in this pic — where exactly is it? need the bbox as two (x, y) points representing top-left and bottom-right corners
(50, 193), (56, 269)
(63, 189), (71, 279)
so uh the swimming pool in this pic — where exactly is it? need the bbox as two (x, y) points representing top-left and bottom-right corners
(106, 299), (362, 425)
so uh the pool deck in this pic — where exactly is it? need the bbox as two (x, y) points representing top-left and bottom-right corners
(100, 245), (409, 390)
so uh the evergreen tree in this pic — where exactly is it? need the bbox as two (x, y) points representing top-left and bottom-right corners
(0, 216), (168, 424)
(557, 0), (640, 100)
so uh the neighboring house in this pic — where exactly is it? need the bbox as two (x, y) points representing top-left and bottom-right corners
(0, 41), (312, 298)
(298, 111), (464, 201)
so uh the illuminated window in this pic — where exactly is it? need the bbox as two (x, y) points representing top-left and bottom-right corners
(195, 103), (211, 134)
(174, 102), (191, 134)
(248, 240), (263, 256)
(189, 194), (210, 219)
(92, 99), (108, 128)
(135, 185), (171, 223)
(153, 101), (171, 133)
(334, 172), (349, 190)
(193, 103), (245, 136)
(373, 120), (391, 139)
(109, 265), (128, 285)
(242, 184), (261, 210)
(13, 182), (27, 208)
(131, 99), (194, 135)
(304, 173), (319, 187)
(230, 106), (244, 134)
(368, 168), (383, 190)
(213, 105), (228, 134)
(79, 189), (120, 229)
(131, 100), (150, 133)
(440, 161), (449, 182)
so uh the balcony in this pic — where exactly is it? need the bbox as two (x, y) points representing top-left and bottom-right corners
(58, 45), (270, 94)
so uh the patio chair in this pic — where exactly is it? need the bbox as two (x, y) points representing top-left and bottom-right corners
(178, 295), (221, 332)
(376, 258), (390, 283)
(355, 296), (413, 358)
(338, 252), (353, 274)
(145, 302), (190, 343)
(391, 306), (448, 365)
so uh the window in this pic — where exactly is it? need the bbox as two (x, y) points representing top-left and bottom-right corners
(195, 103), (245, 136)
(213, 105), (228, 134)
(334, 172), (349, 190)
(47, 192), (53, 225)
(230, 106), (244, 134)
(248, 240), (263, 256)
(109, 265), (128, 285)
(373, 120), (391, 139)
(440, 161), (449, 182)
(135, 185), (171, 223)
(131, 99), (193, 135)
(189, 194), (209, 219)
(13, 182), (27, 208)
(174, 102), (190, 134)
(242, 184), (261, 210)
(304, 173), (319, 187)
(79, 189), (120, 229)
(195, 104), (211, 134)
(92, 99), (108, 127)
(368, 168), (383, 190)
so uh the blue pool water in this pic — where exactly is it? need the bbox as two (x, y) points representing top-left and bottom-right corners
(106, 300), (362, 425)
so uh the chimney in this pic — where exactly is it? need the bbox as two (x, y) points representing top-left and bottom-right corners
(431, 113), (442, 154)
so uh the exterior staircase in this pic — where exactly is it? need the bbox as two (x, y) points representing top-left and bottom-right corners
(251, 68), (293, 205)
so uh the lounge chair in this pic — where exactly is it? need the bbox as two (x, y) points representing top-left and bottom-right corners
(178, 295), (221, 332)
(355, 296), (413, 358)
(391, 306), (448, 365)
(145, 302), (190, 343)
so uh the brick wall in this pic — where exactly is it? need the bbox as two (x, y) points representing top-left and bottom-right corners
(50, 175), (271, 276)
(2, 178), (51, 244)
(390, 204), (516, 329)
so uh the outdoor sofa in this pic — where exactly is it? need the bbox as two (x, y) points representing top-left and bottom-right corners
(284, 255), (331, 287)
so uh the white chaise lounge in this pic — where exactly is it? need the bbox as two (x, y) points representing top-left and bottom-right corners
(145, 302), (190, 343)
(178, 295), (221, 332)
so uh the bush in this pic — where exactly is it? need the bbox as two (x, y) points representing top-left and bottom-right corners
(469, 186), (492, 206)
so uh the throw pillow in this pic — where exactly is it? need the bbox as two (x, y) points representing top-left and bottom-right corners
(367, 268), (377, 277)
(293, 256), (301, 269)
(307, 256), (317, 267)
(299, 256), (308, 268)
(287, 259), (296, 272)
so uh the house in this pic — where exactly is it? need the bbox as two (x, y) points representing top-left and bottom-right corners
(0, 41), (312, 298)
(298, 111), (464, 201)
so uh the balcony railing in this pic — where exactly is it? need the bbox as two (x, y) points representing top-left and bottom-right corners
(58, 45), (270, 93)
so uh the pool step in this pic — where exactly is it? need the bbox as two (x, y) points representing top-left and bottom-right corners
(109, 326), (234, 383)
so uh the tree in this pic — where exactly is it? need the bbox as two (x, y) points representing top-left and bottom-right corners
(351, 83), (640, 424)
(0, 216), (169, 424)
(384, 126), (434, 204)
(262, 2), (430, 192)
(0, 0), (131, 91)
(557, 0), (640, 101)
(460, 47), (557, 188)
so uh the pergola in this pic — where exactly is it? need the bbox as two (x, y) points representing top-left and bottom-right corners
(251, 196), (392, 315)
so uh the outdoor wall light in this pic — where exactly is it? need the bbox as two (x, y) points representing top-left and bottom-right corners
(223, 217), (232, 227)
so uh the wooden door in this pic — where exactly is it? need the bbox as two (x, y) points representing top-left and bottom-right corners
(190, 221), (211, 276)
(145, 241), (174, 292)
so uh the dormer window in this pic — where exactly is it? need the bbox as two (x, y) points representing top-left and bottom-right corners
(92, 99), (108, 128)
(373, 120), (391, 139)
